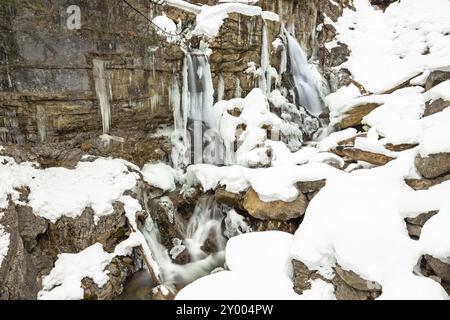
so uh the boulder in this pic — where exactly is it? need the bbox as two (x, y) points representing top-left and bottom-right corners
(334, 146), (395, 166)
(425, 70), (450, 91)
(292, 259), (322, 294)
(292, 260), (382, 300)
(338, 103), (381, 129)
(423, 98), (450, 117)
(405, 211), (438, 239)
(335, 265), (382, 292)
(331, 270), (381, 300)
(243, 188), (307, 221)
(424, 255), (450, 283)
(405, 174), (450, 190)
(214, 188), (244, 210)
(384, 143), (418, 152)
(415, 153), (450, 179)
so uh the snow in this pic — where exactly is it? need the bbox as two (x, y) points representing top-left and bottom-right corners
(261, 11), (279, 22)
(177, 231), (336, 300)
(142, 162), (177, 192)
(420, 204), (450, 262)
(424, 79), (450, 103)
(353, 137), (397, 158)
(194, 3), (262, 38)
(214, 88), (303, 166)
(185, 162), (339, 202)
(330, 0), (450, 93)
(177, 231), (314, 300)
(152, 14), (178, 42)
(316, 128), (358, 151)
(0, 224), (10, 269)
(38, 243), (112, 300)
(418, 124), (450, 157)
(27, 158), (139, 223)
(38, 233), (143, 300)
(291, 150), (450, 300)
(0, 156), (140, 223)
(224, 209), (252, 238)
(324, 83), (362, 114)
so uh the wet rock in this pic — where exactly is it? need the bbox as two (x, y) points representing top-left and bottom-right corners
(243, 188), (307, 221)
(415, 153), (450, 179)
(249, 218), (300, 235)
(148, 196), (184, 250)
(214, 188), (244, 210)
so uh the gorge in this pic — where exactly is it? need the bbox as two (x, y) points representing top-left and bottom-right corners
(1, 0), (450, 300)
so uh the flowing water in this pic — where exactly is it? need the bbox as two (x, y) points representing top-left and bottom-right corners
(285, 31), (323, 116)
(140, 195), (226, 289)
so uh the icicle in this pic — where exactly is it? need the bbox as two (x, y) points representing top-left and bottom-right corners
(170, 76), (182, 130)
(235, 78), (242, 98)
(36, 105), (46, 143)
(93, 59), (112, 135)
(217, 75), (225, 101)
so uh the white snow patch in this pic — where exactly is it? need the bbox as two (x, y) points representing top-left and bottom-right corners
(142, 162), (178, 192)
(332, 0), (450, 93)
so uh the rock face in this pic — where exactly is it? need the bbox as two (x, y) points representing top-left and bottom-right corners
(0, 197), (141, 300)
(1, 0), (353, 157)
(243, 188), (307, 221)
(292, 259), (382, 300)
(415, 153), (450, 179)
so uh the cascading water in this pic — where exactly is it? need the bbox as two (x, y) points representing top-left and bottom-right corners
(171, 52), (222, 167)
(140, 195), (226, 288)
(284, 31), (323, 117)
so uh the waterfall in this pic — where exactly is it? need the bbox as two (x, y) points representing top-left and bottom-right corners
(285, 31), (323, 116)
(172, 53), (220, 167)
(140, 195), (226, 287)
(93, 59), (112, 135)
